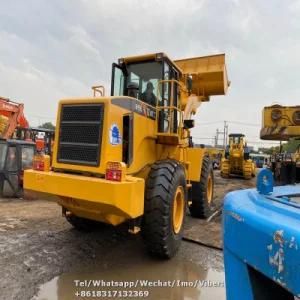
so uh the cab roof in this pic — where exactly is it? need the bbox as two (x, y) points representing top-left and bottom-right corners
(229, 133), (245, 137)
(118, 52), (182, 74)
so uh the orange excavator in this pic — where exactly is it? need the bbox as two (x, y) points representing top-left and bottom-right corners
(0, 96), (29, 138)
(0, 96), (54, 197)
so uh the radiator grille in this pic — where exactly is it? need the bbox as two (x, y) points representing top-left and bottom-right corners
(57, 104), (104, 166)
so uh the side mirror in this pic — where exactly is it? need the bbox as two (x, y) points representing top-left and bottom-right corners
(184, 119), (195, 129)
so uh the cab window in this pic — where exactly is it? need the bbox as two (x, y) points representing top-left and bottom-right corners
(7, 146), (17, 172)
(0, 143), (7, 170)
(112, 65), (125, 96)
(158, 62), (180, 133)
(21, 146), (34, 169)
(111, 61), (162, 107)
(127, 61), (161, 106)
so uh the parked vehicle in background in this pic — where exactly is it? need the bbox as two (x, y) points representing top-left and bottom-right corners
(249, 153), (270, 168)
(0, 96), (54, 197)
(221, 133), (256, 179)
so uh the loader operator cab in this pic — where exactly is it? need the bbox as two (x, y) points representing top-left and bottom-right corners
(229, 133), (244, 146)
(226, 133), (250, 159)
(111, 53), (181, 135)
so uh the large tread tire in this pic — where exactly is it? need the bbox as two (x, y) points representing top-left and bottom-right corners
(142, 160), (187, 259)
(221, 159), (230, 178)
(243, 160), (253, 179)
(296, 166), (300, 183)
(251, 162), (256, 177)
(189, 156), (214, 219)
(65, 213), (104, 232)
(280, 164), (288, 185)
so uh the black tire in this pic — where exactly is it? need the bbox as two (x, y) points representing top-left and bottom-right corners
(189, 156), (214, 218)
(296, 166), (300, 183)
(142, 160), (187, 259)
(65, 213), (103, 232)
(280, 163), (290, 185)
(0, 178), (4, 198)
(244, 152), (250, 160)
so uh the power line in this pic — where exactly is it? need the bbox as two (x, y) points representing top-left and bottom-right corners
(196, 120), (260, 127)
(228, 121), (260, 127)
(247, 141), (281, 145)
(28, 114), (55, 120)
(195, 121), (224, 126)
(192, 137), (215, 140)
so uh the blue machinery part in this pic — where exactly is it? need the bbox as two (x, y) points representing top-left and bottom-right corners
(256, 168), (273, 195)
(223, 169), (300, 299)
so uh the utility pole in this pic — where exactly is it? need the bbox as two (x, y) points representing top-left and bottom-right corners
(215, 129), (219, 147)
(214, 121), (229, 149)
(224, 121), (228, 147)
(223, 121), (228, 148)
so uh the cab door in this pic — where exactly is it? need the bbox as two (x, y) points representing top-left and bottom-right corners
(158, 61), (180, 135)
(111, 63), (125, 96)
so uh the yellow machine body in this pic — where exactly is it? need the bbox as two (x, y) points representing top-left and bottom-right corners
(221, 134), (256, 179)
(24, 52), (229, 226)
(260, 104), (300, 184)
(260, 105), (300, 140)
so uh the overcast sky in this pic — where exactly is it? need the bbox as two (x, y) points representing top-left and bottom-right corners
(1, 0), (300, 148)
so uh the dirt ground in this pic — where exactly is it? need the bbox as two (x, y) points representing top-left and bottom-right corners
(0, 171), (256, 300)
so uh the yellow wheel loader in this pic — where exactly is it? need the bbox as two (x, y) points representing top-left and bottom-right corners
(24, 52), (229, 258)
(221, 133), (255, 179)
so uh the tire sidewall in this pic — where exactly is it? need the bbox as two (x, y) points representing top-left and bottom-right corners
(204, 165), (214, 213)
(189, 156), (214, 218)
(169, 166), (187, 244)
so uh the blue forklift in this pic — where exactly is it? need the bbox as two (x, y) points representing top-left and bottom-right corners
(223, 105), (300, 299)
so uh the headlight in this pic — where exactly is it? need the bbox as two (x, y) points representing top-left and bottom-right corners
(293, 110), (300, 125)
(271, 109), (282, 121)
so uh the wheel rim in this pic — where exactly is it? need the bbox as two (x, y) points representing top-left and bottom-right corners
(172, 186), (184, 234)
(207, 174), (213, 204)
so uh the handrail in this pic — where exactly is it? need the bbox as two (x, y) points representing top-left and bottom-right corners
(92, 85), (105, 97)
(156, 79), (187, 109)
(155, 79), (185, 136)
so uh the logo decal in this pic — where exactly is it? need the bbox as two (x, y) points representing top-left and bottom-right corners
(109, 124), (122, 145)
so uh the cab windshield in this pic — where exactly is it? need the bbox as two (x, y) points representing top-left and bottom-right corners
(112, 61), (162, 107)
(127, 61), (161, 106)
(230, 136), (242, 144)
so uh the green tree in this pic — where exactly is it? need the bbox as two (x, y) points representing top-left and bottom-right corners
(282, 139), (300, 152)
(38, 122), (55, 130)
